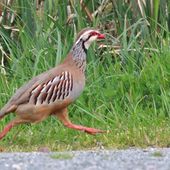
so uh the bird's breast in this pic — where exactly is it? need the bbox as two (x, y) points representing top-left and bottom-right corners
(69, 75), (85, 101)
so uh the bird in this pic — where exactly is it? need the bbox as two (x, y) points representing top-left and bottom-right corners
(0, 27), (105, 140)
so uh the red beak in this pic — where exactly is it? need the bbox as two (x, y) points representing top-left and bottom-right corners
(97, 33), (105, 39)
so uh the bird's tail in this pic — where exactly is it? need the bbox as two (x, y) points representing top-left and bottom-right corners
(0, 108), (7, 119)
(0, 104), (16, 119)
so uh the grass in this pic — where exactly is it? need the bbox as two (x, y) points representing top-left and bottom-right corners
(50, 153), (74, 160)
(151, 151), (164, 157)
(0, 48), (170, 152)
(0, 0), (170, 152)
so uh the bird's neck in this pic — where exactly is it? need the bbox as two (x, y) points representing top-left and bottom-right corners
(70, 40), (87, 73)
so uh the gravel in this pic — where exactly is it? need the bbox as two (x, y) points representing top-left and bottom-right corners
(0, 148), (170, 170)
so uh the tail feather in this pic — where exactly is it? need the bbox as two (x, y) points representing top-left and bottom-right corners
(0, 108), (7, 119)
(0, 104), (17, 119)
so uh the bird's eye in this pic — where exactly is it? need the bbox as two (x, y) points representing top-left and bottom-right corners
(90, 32), (98, 36)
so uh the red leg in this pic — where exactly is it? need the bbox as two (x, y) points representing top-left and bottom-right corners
(54, 109), (105, 135)
(0, 118), (27, 140)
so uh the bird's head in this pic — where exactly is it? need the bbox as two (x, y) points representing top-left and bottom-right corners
(74, 28), (105, 50)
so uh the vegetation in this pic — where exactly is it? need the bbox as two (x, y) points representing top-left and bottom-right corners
(50, 153), (74, 160)
(0, 0), (169, 151)
(151, 151), (164, 157)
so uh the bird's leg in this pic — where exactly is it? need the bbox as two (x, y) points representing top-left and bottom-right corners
(54, 108), (104, 135)
(0, 118), (27, 140)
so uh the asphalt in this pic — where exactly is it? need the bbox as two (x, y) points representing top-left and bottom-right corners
(0, 148), (170, 170)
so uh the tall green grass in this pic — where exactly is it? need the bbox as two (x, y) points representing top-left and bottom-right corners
(0, 0), (169, 151)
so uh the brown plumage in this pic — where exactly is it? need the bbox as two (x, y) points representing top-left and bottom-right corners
(0, 28), (105, 140)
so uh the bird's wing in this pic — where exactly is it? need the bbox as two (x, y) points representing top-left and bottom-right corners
(28, 70), (73, 105)
(1, 68), (73, 114)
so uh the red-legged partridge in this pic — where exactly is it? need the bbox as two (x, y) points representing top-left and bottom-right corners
(0, 28), (105, 140)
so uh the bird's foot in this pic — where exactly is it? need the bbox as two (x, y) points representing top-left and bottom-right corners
(65, 123), (105, 135)
(55, 111), (106, 135)
(83, 127), (105, 135)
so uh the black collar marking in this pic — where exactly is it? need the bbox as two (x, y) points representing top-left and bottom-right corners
(81, 34), (93, 54)
(82, 41), (87, 54)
